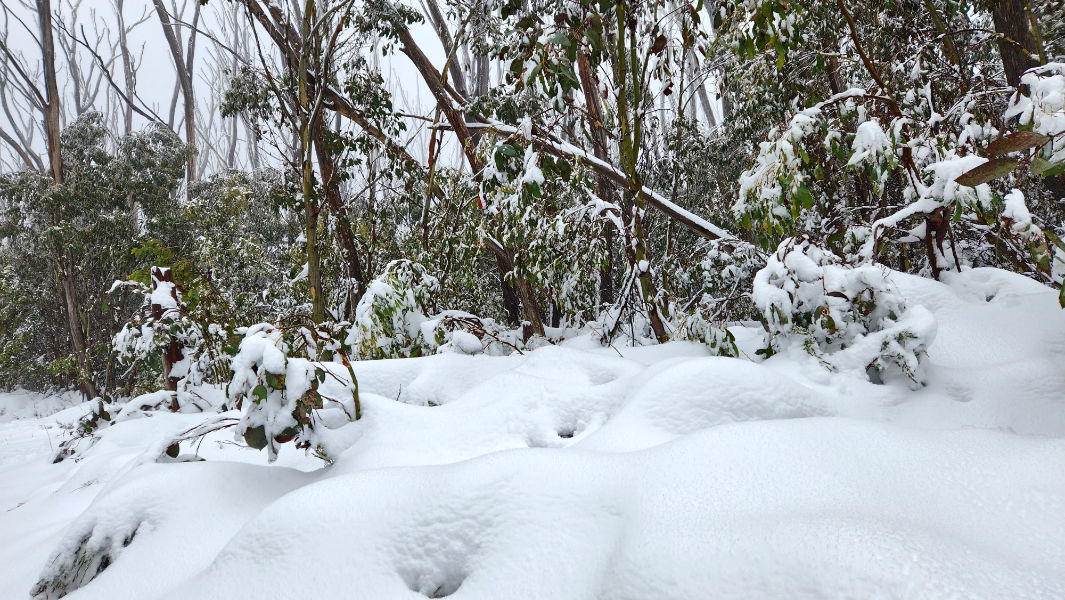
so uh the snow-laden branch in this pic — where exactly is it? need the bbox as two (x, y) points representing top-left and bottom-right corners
(457, 120), (746, 245)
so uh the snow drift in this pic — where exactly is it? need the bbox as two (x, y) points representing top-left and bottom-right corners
(2, 267), (1063, 599)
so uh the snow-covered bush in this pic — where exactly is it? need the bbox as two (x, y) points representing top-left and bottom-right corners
(348, 260), (531, 359)
(1007, 63), (1065, 168)
(351, 260), (440, 359)
(669, 310), (739, 357)
(111, 268), (227, 408)
(427, 311), (525, 356)
(754, 236), (936, 387)
(228, 323), (359, 462)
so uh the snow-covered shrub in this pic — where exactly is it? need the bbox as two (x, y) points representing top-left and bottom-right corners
(480, 141), (611, 323)
(1006, 63), (1065, 168)
(351, 260), (440, 359)
(669, 309), (739, 357)
(753, 236), (936, 387)
(111, 268), (227, 408)
(31, 519), (140, 600)
(228, 323), (359, 462)
(427, 311), (525, 356)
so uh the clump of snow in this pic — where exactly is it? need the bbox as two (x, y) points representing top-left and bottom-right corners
(847, 119), (891, 167)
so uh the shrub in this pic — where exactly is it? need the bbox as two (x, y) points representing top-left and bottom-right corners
(753, 236), (936, 387)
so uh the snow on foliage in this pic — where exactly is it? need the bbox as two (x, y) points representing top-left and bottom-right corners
(228, 323), (358, 462)
(1007, 63), (1065, 165)
(753, 236), (935, 386)
(351, 259), (525, 359)
(351, 259), (441, 360)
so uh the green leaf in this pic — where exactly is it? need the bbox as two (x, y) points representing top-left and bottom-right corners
(1031, 156), (1065, 177)
(794, 186), (814, 209)
(955, 158), (1020, 187)
(587, 27), (603, 54)
(243, 425), (268, 450)
(252, 384), (268, 403)
(265, 372), (285, 390)
(547, 32), (570, 47)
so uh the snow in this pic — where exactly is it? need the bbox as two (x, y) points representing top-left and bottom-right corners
(1001, 188), (1034, 234)
(1006, 63), (1065, 164)
(847, 119), (891, 166)
(3, 267), (1065, 599)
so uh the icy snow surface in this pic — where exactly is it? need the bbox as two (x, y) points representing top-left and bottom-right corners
(2, 268), (1064, 599)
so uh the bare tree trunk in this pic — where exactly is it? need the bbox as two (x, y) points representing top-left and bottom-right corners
(39, 1), (64, 184)
(684, 52), (717, 127)
(58, 259), (97, 399)
(39, 0), (99, 398)
(298, 0), (325, 323)
(115, 0), (136, 135)
(421, 0), (470, 99)
(152, 0), (196, 184)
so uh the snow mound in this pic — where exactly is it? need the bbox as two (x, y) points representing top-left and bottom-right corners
(3, 267), (1064, 599)
(32, 463), (309, 600)
(0, 389), (83, 422)
(163, 421), (1063, 600)
(580, 357), (829, 452)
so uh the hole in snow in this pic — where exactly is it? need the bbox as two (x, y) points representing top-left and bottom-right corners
(406, 570), (465, 598)
(557, 428), (575, 439)
(122, 525), (139, 547)
(865, 365), (884, 385)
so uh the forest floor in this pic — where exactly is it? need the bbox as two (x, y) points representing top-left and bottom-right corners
(2, 267), (1064, 599)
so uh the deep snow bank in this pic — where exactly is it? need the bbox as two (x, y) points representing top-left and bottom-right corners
(2, 267), (1063, 599)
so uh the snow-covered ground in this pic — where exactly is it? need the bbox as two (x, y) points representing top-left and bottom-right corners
(2, 268), (1064, 599)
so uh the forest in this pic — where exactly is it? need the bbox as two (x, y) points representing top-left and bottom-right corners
(0, 0), (1063, 598)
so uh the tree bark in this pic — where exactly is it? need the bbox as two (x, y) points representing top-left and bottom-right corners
(313, 119), (367, 316)
(577, 52), (618, 306)
(150, 267), (184, 411)
(298, 0), (326, 323)
(39, 0), (63, 184)
(989, 0), (1041, 87)
(40, 0), (99, 399)
(152, 0), (197, 184)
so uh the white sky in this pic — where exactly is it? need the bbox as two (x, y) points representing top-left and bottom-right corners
(1, 0), (456, 173)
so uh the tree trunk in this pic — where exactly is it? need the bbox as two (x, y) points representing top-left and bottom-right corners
(150, 267), (184, 411)
(990, 0), (1041, 87)
(39, 0), (63, 184)
(577, 52), (619, 307)
(58, 262), (97, 399)
(395, 25), (545, 338)
(40, 0), (99, 399)
(299, 0), (325, 323)
(152, 0), (197, 184)
(612, 6), (669, 343)
(497, 255), (522, 326)
(313, 119), (367, 316)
